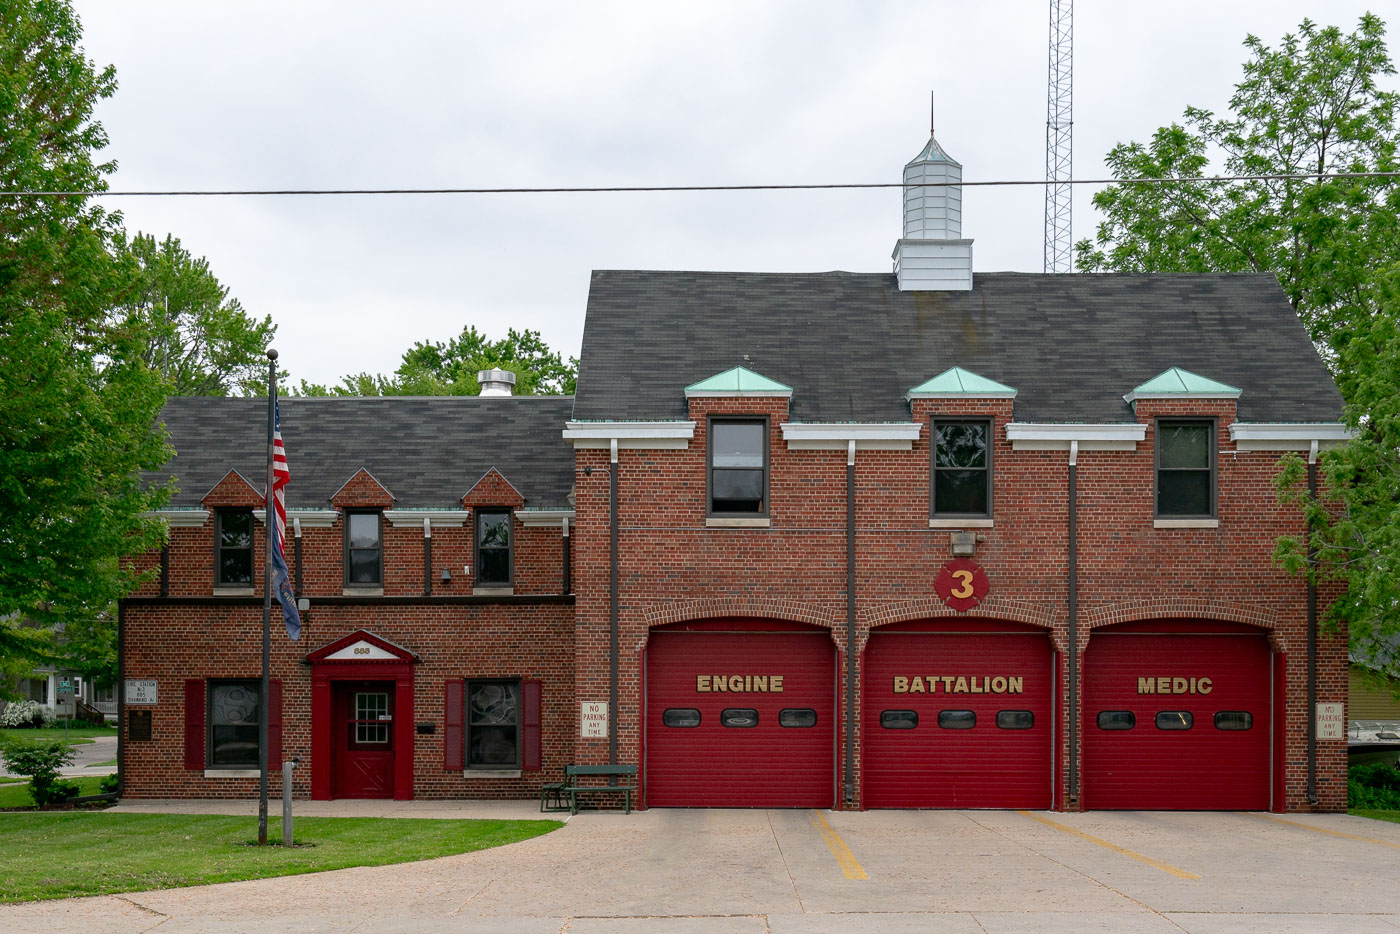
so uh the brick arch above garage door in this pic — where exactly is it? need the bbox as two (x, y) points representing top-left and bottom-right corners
(865, 600), (1061, 651)
(1081, 601), (1283, 651)
(644, 598), (838, 632)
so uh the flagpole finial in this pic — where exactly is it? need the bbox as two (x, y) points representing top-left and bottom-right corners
(266, 348), (279, 361)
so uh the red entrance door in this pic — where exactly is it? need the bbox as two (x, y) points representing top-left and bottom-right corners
(332, 681), (395, 799)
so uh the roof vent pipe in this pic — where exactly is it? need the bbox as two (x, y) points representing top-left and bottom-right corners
(478, 369), (516, 397)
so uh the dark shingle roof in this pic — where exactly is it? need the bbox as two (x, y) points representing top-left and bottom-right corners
(152, 396), (575, 509)
(572, 270), (1342, 424)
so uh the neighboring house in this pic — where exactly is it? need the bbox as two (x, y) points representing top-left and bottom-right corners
(118, 118), (1351, 812)
(11, 669), (115, 721)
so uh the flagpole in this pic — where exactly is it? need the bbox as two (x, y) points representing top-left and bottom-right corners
(259, 349), (277, 846)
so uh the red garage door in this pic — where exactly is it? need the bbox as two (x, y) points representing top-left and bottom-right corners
(863, 621), (1055, 809)
(1083, 621), (1272, 810)
(645, 621), (836, 808)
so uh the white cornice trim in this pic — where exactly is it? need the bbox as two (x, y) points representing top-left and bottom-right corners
(1005, 422), (1146, 451)
(383, 509), (471, 528)
(563, 421), (696, 450)
(1228, 422), (1354, 451)
(252, 508), (339, 528)
(780, 422), (923, 451)
(143, 509), (210, 528)
(514, 508), (576, 528)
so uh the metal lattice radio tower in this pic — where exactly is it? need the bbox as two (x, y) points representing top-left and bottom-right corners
(1044, 0), (1073, 273)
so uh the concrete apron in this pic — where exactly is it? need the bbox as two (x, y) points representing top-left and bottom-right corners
(4, 807), (1400, 933)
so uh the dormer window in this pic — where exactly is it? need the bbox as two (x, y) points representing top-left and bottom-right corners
(215, 509), (254, 586)
(1156, 419), (1216, 518)
(344, 510), (382, 586)
(931, 419), (991, 517)
(476, 510), (513, 586)
(709, 418), (768, 516)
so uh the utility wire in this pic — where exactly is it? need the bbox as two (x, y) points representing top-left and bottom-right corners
(1, 170), (1399, 198)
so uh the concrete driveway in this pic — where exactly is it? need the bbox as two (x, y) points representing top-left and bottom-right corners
(4, 807), (1400, 932)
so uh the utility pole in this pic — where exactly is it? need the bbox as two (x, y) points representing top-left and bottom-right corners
(1044, 0), (1073, 273)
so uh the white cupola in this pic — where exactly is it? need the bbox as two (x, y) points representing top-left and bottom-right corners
(892, 108), (974, 291)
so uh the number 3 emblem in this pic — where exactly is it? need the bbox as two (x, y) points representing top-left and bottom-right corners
(934, 559), (990, 612)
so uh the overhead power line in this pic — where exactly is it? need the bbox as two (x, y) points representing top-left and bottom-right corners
(1, 170), (1399, 198)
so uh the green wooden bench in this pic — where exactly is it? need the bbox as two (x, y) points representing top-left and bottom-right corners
(540, 764), (638, 814)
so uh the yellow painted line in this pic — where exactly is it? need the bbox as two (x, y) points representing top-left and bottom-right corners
(808, 810), (869, 880)
(1251, 813), (1400, 849)
(1017, 811), (1200, 880)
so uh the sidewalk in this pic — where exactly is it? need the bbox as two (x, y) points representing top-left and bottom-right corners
(109, 797), (561, 821)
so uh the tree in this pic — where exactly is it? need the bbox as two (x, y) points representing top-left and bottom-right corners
(298, 325), (578, 396)
(1076, 15), (1400, 649)
(0, 1), (170, 649)
(115, 231), (276, 396)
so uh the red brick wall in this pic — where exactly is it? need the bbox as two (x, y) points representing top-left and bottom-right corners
(121, 602), (574, 799)
(570, 392), (1347, 812)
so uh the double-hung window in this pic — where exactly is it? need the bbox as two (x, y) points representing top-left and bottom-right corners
(466, 679), (520, 768)
(476, 510), (512, 585)
(709, 418), (768, 516)
(345, 510), (383, 586)
(208, 679), (260, 768)
(931, 419), (991, 517)
(1156, 419), (1216, 518)
(215, 509), (254, 587)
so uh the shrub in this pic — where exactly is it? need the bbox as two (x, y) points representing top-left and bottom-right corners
(99, 773), (119, 795)
(0, 700), (52, 728)
(1349, 762), (1400, 810)
(0, 738), (77, 806)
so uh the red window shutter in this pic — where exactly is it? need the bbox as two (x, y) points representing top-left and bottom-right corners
(183, 679), (205, 770)
(444, 680), (464, 770)
(522, 679), (542, 771)
(268, 679), (283, 769)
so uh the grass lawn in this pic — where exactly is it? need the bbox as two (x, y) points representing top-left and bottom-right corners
(1350, 809), (1400, 824)
(0, 775), (108, 809)
(0, 812), (561, 902)
(0, 724), (118, 746)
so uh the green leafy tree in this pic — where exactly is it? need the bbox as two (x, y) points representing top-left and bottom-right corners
(0, 738), (78, 806)
(298, 326), (578, 396)
(115, 231), (276, 396)
(0, 0), (170, 654)
(1076, 15), (1400, 650)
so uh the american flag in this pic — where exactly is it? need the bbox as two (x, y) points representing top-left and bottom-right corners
(270, 400), (301, 641)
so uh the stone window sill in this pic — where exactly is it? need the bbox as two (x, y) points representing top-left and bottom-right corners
(706, 517), (771, 528)
(928, 518), (994, 529)
(342, 586), (385, 597)
(212, 586), (255, 597)
(463, 769), (521, 779)
(204, 769), (259, 779)
(1153, 518), (1220, 529)
(472, 585), (515, 596)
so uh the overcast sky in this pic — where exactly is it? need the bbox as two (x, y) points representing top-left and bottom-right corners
(74, 1), (1395, 388)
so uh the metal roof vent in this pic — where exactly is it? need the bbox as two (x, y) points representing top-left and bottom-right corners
(478, 369), (516, 397)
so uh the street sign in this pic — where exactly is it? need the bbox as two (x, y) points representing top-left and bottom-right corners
(580, 701), (608, 738)
(1316, 702), (1344, 740)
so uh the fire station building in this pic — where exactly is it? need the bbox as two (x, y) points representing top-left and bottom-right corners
(120, 126), (1351, 811)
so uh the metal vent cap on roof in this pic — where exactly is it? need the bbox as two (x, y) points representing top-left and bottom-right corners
(479, 369), (516, 397)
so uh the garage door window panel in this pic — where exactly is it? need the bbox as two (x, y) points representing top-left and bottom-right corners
(938, 709), (977, 729)
(1214, 711), (1253, 730)
(720, 708), (759, 728)
(1097, 710), (1136, 730)
(663, 708), (701, 728)
(881, 710), (918, 729)
(932, 420), (991, 517)
(709, 419), (768, 516)
(1155, 711), (1195, 730)
(1156, 420), (1216, 518)
(779, 708), (818, 728)
(996, 710), (1035, 730)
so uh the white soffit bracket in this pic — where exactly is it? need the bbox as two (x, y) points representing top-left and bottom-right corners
(1004, 423), (1146, 451)
(1228, 422), (1353, 452)
(383, 509), (471, 529)
(781, 422), (923, 451)
(144, 509), (210, 528)
(562, 421), (695, 450)
(252, 508), (339, 528)
(515, 509), (576, 529)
